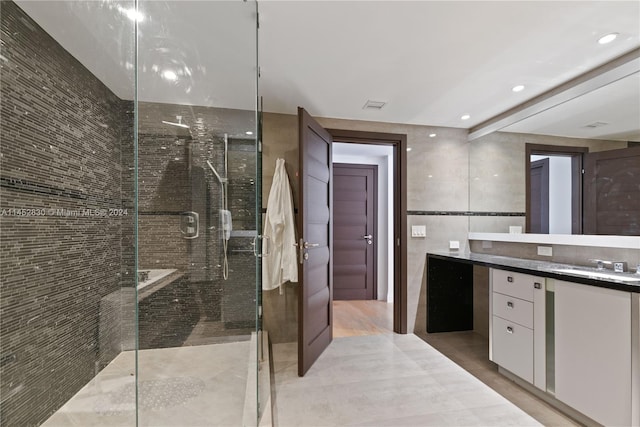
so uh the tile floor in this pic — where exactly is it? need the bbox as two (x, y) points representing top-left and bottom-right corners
(416, 331), (579, 427)
(271, 333), (545, 426)
(43, 341), (252, 427)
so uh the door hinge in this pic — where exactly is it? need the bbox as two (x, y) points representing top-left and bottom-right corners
(397, 238), (400, 246)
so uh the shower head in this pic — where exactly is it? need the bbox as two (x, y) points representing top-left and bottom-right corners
(162, 115), (190, 129)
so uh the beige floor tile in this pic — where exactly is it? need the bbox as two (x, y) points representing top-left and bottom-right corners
(272, 334), (542, 427)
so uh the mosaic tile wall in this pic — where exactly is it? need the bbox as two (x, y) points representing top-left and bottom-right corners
(0, 3), (258, 424)
(0, 2), (135, 425)
(137, 104), (258, 340)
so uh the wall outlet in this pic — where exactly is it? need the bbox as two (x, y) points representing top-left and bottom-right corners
(537, 246), (553, 257)
(411, 225), (426, 237)
(613, 262), (627, 273)
(449, 240), (460, 250)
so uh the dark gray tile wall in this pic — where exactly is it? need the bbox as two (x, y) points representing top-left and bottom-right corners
(224, 139), (258, 329)
(136, 103), (257, 345)
(138, 276), (201, 349)
(0, 3), (257, 424)
(0, 2), (135, 426)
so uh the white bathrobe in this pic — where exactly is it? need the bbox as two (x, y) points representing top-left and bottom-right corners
(262, 158), (298, 291)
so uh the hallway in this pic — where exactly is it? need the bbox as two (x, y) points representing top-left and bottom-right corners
(333, 300), (394, 337)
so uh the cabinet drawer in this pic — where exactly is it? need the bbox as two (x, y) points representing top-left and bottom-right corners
(492, 269), (542, 302)
(492, 315), (533, 383)
(492, 292), (533, 329)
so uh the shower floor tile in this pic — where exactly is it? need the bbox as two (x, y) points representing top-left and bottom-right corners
(42, 341), (251, 427)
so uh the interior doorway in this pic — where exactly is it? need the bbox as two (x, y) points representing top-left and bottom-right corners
(525, 144), (587, 234)
(295, 109), (407, 376)
(329, 131), (407, 334)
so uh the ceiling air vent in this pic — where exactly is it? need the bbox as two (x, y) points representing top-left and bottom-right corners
(363, 100), (387, 110)
(583, 121), (609, 128)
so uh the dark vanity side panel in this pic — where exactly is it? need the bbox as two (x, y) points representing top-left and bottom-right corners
(426, 256), (473, 333)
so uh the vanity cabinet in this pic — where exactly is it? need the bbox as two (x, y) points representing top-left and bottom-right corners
(490, 269), (546, 389)
(554, 280), (632, 427)
(429, 253), (639, 426)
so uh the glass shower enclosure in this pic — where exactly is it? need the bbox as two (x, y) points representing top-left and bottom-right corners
(0, 1), (263, 425)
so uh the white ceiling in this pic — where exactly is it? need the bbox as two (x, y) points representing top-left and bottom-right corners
(13, 0), (640, 139)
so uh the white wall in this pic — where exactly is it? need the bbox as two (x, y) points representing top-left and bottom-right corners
(531, 154), (572, 234)
(548, 156), (572, 234)
(333, 143), (394, 302)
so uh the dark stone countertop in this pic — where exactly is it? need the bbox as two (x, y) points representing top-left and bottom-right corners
(427, 251), (640, 293)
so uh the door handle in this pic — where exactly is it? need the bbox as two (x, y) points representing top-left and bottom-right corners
(294, 239), (320, 264)
(252, 235), (270, 258)
(363, 234), (373, 245)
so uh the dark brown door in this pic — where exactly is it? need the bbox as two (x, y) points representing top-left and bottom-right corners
(584, 146), (640, 235)
(530, 158), (550, 233)
(333, 164), (377, 300)
(297, 107), (333, 376)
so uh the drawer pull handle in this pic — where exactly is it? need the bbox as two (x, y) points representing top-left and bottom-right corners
(534, 282), (542, 289)
(507, 301), (514, 308)
(506, 326), (514, 334)
(507, 276), (514, 283)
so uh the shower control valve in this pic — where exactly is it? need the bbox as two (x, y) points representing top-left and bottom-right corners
(180, 212), (199, 239)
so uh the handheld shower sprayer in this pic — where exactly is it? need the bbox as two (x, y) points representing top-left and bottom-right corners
(206, 134), (231, 280)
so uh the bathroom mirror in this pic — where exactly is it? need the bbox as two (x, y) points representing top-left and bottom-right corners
(468, 65), (640, 235)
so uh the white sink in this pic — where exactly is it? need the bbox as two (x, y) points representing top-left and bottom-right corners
(552, 268), (640, 283)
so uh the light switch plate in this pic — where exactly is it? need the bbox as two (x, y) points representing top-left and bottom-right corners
(449, 240), (460, 250)
(411, 225), (426, 237)
(537, 246), (553, 256)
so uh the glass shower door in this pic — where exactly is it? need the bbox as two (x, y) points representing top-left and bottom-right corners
(135, 1), (260, 426)
(0, 1), (260, 425)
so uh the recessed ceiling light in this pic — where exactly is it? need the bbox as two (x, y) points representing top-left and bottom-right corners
(245, 131), (254, 135)
(598, 32), (618, 44)
(161, 69), (178, 81)
(406, 147), (412, 152)
(429, 133), (437, 138)
(461, 114), (470, 120)
(512, 85), (525, 92)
